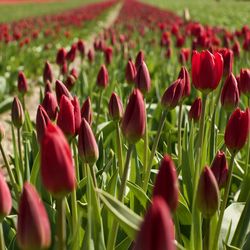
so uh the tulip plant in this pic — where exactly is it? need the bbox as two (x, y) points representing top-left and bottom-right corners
(1, 1), (250, 250)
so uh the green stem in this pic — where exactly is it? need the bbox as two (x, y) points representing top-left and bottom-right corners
(94, 90), (103, 133)
(178, 103), (183, 166)
(143, 102), (148, 184)
(17, 128), (24, 178)
(116, 122), (123, 178)
(212, 152), (236, 250)
(0, 222), (5, 250)
(72, 140), (79, 181)
(57, 198), (66, 250)
(89, 164), (97, 188)
(143, 110), (167, 191)
(0, 143), (19, 199)
(204, 218), (210, 250)
(107, 144), (134, 250)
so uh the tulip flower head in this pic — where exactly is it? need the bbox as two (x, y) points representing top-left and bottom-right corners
(97, 64), (109, 88)
(135, 61), (151, 94)
(108, 92), (123, 121)
(11, 96), (24, 128)
(43, 61), (53, 84)
(189, 97), (202, 122)
(81, 97), (93, 125)
(18, 71), (28, 94)
(239, 68), (250, 96)
(125, 59), (137, 84)
(42, 92), (58, 121)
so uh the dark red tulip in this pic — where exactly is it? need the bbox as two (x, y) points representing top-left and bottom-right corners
(66, 43), (77, 62)
(43, 61), (53, 84)
(55, 80), (72, 104)
(108, 92), (123, 121)
(219, 48), (233, 76)
(44, 81), (52, 94)
(18, 71), (28, 94)
(17, 182), (51, 250)
(97, 64), (109, 88)
(224, 108), (250, 153)
(61, 62), (68, 76)
(211, 151), (228, 189)
(161, 78), (184, 110)
(153, 155), (178, 212)
(77, 39), (85, 57)
(42, 92), (58, 121)
(232, 41), (240, 57)
(78, 118), (99, 164)
(65, 75), (77, 91)
(178, 66), (191, 99)
(56, 47), (67, 66)
(104, 46), (113, 65)
(70, 68), (78, 80)
(36, 105), (50, 144)
(125, 60), (137, 84)
(11, 96), (24, 128)
(135, 61), (151, 94)
(81, 97), (93, 125)
(192, 50), (223, 92)
(134, 197), (175, 250)
(197, 166), (219, 218)
(221, 73), (239, 111)
(135, 50), (144, 70)
(121, 89), (146, 144)
(239, 68), (250, 96)
(41, 123), (75, 197)
(0, 171), (12, 221)
(71, 96), (81, 135)
(87, 49), (95, 63)
(189, 97), (202, 122)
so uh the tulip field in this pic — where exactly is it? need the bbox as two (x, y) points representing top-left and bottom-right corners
(1, 0), (250, 249)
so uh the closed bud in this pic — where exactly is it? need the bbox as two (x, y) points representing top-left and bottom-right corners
(65, 74), (76, 91)
(121, 89), (146, 144)
(11, 96), (24, 128)
(197, 166), (220, 218)
(18, 71), (28, 94)
(60, 62), (68, 76)
(44, 81), (52, 94)
(135, 61), (151, 94)
(221, 73), (239, 111)
(192, 50), (223, 92)
(134, 197), (175, 250)
(55, 80), (72, 104)
(0, 171), (12, 221)
(87, 49), (95, 63)
(78, 118), (99, 164)
(161, 78), (184, 110)
(239, 68), (250, 96)
(66, 43), (77, 62)
(77, 39), (85, 57)
(97, 64), (109, 88)
(108, 92), (123, 121)
(125, 60), (137, 84)
(71, 96), (81, 135)
(104, 46), (113, 65)
(153, 155), (178, 212)
(41, 123), (75, 197)
(178, 66), (191, 99)
(70, 68), (78, 80)
(81, 97), (93, 125)
(17, 182), (51, 250)
(211, 151), (228, 189)
(135, 50), (144, 70)
(232, 41), (240, 57)
(224, 108), (250, 153)
(219, 48), (233, 76)
(189, 97), (202, 122)
(56, 47), (67, 66)
(43, 61), (53, 84)
(42, 92), (58, 120)
(36, 105), (50, 144)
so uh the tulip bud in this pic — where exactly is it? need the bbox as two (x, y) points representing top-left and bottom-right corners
(65, 74), (76, 91)
(66, 43), (77, 62)
(219, 48), (233, 76)
(125, 60), (137, 84)
(70, 68), (78, 80)
(55, 80), (72, 104)
(0, 171), (12, 221)
(71, 96), (81, 135)
(104, 46), (113, 65)
(121, 89), (146, 144)
(97, 64), (109, 88)
(81, 97), (93, 125)
(134, 197), (175, 250)
(197, 166), (220, 218)
(77, 39), (85, 57)
(232, 41), (240, 57)
(135, 61), (151, 94)
(60, 62), (68, 76)
(18, 71), (28, 94)
(41, 123), (75, 197)
(192, 50), (223, 92)
(161, 78), (184, 110)
(221, 73), (239, 111)
(0, 124), (4, 142)
(78, 118), (99, 164)
(42, 92), (58, 121)
(211, 151), (228, 189)
(153, 155), (178, 212)
(87, 49), (95, 63)
(135, 50), (144, 70)
(56, 48), (67, 66)
(43, 61), (53, 84)
(178, 66), (190, 99)
(44, 81), (52, 94)
(108, 92), (123, 121)
(36, 105), (50, 144)
(17, 182), (51, 250)
(11, 96), (24, 128)
(224, 108), (250, 153)
(57, 95), (75, 138)
(189, 97), (202, 122)
(239, 68), (250, 96)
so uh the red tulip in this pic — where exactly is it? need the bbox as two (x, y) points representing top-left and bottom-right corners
(104, 46), (113, 65)
(78, 118), (99, 164)
(224, 108), (250, 153)
(189, 97), (202, 122)
(232, 41), (240, 57)
(134, 197), (175, 250)
(42, 92), (58, 121)
(44, 81), (52, 94)
(87, 49), (95, 63)
(197, 166), (219, 218)
(77, 39), (85, 57)
(56, 48), (67, 66)
(97, 64), (108, 88)
(41, 123), (75, 197)
(71, 96), (81, 135)
(0, 171), (12, 221)
(55, 80), (72, 104)
(11, 96), (24, 128)
(219, 48), (233, 76)
(36, 105), (50, 144)
(211, 151), (228, 189)
(239, 68), (250, 96)
(125, 60), (137, 84)
(135, 50), (144, 70)
(135, 61), (151, 94)
(81, 97), (93, 125)
(43, 61), (53, 84)
(17, 182), (51, 250)
(178, 66), (191, 99)
(153, 155), (178, 212)
(108, 92), (123, 121)
(192, 50), (223, 92)
(18, 71), (28, 94)
(66, 43), (77, 62)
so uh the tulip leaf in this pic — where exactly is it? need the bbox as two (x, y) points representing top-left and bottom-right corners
(115, 236), (132, 250)
(30, 151), (40, 185)
(97, 189), (142, 239)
